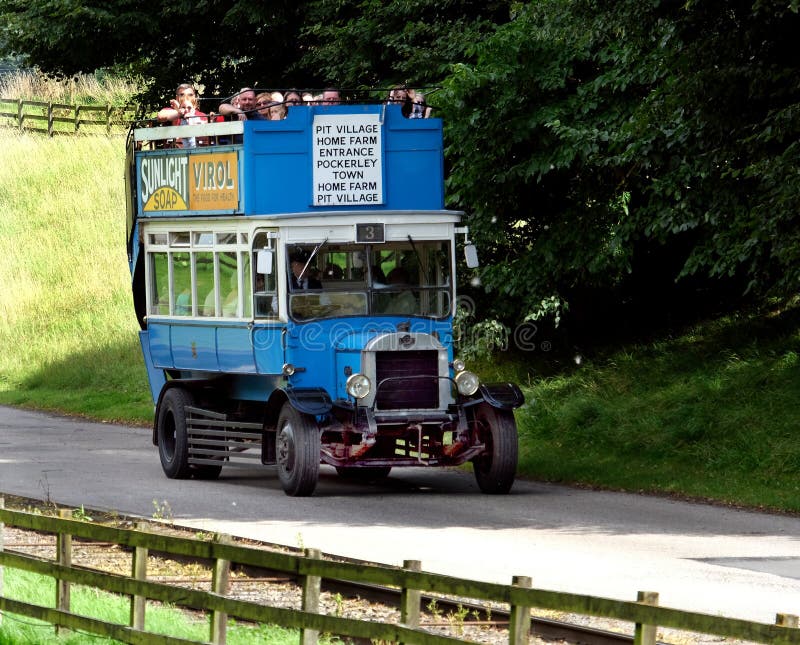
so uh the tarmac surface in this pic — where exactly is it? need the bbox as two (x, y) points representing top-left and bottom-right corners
(1, 404), (799, 626)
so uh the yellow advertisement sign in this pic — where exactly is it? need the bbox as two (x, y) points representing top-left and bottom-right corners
(188, 152), (238, 210)
(140, 151), (239, 212)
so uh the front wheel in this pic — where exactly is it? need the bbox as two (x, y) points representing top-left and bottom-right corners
(276, 403), (321, 496)
(471, 403), (518, 494)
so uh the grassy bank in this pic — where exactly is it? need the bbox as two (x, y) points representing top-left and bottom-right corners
(507, 306), (800, 512)
(1, 128), (798, 512)
(0, 129), (152, 422)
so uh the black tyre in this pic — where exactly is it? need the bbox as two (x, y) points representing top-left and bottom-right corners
(471, 403), (518, 494)
(276, 403), (321, 496)
(335, 466), (392, 482)
(157, 387), (193, 479)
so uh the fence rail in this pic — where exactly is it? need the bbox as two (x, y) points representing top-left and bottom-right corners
(0, 502), (798, 645)
(0, 98), (136, 135)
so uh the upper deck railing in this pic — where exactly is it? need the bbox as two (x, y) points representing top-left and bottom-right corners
(127, 104), (445, 223)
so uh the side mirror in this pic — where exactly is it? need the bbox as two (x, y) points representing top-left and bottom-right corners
(465, 244), (480, 268)
(257, 249), (274, 275)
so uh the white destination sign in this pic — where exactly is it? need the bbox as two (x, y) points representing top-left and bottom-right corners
(312, 114), (383, 206)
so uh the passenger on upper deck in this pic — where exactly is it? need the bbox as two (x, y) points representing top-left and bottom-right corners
(410, 90), (431, 118)
(157, 83), (205, 125)
(255, 92), (275, 118)
(284, 90), (304, 107)
(387, 85), (413, 118)
(218, 87), (267, 121)
(267, 92), (287, 120)
(321, 88), (341, 106)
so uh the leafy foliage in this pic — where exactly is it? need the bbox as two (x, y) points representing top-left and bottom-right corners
(440, 0), (800, 322)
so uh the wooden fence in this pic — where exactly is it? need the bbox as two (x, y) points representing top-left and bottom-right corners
(0, 98), (137, 135)
(0, 502), (799, 645)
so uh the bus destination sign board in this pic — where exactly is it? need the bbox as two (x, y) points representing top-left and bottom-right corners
(312, 114), (384, 207)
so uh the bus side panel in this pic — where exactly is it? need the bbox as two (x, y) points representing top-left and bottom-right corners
(171, 324), (219, 370)
(147, 323), (173, 368)
(138, 330), (167, 404)
(252, 325), (286, 375)
(217, 326), (257, 373)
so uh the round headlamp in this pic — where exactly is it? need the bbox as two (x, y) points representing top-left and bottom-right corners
(454, 370), (480, 396)
(346, 373), (372, 399)
(452, 358), (466, 373)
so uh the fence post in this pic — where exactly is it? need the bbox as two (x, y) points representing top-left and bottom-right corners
(301, 548), (322, 645)
(400, 559), (421, 632)
(107, 103), (112, 134)
(509, 575), (532, 645)
(17, 99), (23, 131)
(776, 614), (799, 628)
(210, 533), (232, 645)
(48, 102), (54, 137)
(129, 521), (149, 631)
(75, 103), (80, 132)
(0, 497), (4, 627)
(634, 591), (659, 645)
(56, 508), (73, 636)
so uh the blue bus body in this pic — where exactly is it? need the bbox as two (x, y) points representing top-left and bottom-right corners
(126, 103), (522, 496)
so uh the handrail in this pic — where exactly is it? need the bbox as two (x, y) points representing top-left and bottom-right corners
(0, 505), (798, 644)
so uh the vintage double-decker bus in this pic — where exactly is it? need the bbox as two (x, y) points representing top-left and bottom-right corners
(125, 101), (523, 496)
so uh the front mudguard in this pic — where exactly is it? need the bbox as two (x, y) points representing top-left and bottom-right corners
(463, 383), (525, 410)
(264, 387), (333, 428)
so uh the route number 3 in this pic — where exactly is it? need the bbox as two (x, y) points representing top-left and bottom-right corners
(355, 223), (385, 243)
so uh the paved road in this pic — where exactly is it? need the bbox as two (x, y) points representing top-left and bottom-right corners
(1, 405), (799, 624)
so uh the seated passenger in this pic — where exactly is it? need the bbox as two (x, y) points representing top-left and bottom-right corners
(201, 289), (216, 316)
(383, 267), (417, 315)
(323, 263), (344, 280)
(175, 288), (191, 315)
(222, 289), (238, 317)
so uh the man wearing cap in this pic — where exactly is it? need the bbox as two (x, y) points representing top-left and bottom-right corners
(290, 252), (322, 290)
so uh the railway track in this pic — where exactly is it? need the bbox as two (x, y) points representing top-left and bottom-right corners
(0, 499), (642, 644)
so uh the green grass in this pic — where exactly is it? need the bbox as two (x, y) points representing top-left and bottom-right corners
(508, 306), (800, 512)
(2, 127), (800, 513)
(0, 568), (299, 644)
(0, 129), (152, 423)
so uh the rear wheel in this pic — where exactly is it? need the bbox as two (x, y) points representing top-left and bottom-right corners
(157, 387), (193, 479)
(335, 466), (392, 482)
(471, 403), (518, 494)
(157, 387), (222, 480)
(276, 403), (321, 496)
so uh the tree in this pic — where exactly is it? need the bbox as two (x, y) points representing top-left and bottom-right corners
(441, 0), (800, 326)
(0, 0), (310, 108)
(0, 0), (512, 108)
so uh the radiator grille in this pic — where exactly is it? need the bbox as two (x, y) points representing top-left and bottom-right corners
(375, 350), (439, 409)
